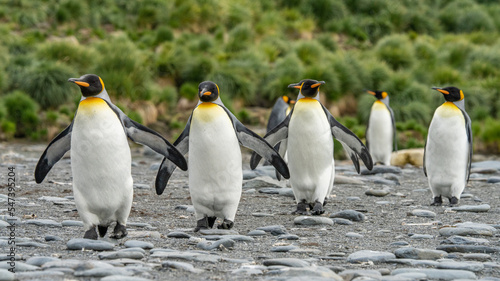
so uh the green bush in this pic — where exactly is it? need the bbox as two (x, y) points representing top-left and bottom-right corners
(36, 40), (97, 72)
(432, 66), (462, 85)
(226, 24), (254, 53)
(0, 120), (16, 139)
(11, 61), (76, 109)
(375, 34), (414, 70)
(294, 40), (326, 65)
(2, 91), (39, 138)
(179, 82), (199, 100)
(262, 53), (304, 101)
(440, 0), (495, 33)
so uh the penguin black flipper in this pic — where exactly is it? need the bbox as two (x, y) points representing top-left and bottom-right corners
(156, 117), (191, 195)
(321, 104), (373, 172)
(388, 104), (398, 151)
(423, 138), (428, 177)
(34, 123), (73, 183)
(221, 106), (290, 179)
(250, 112), (291, 170)
(105, 100), (187, 172)
(461, 109), (473, 182)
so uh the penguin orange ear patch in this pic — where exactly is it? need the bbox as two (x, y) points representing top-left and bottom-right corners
(460, 90), (464, 100)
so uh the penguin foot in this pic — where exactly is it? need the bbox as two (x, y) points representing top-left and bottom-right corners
(110, 222), (128, 239)
(449, 196), (459, 206)
(292, 200), (309, 215)
(430, 196), (443, 206)
(98, 225), (108, 237)
(83, 227), (98, 240)
(194, 217), (209, 232)
(207, 216), (217, 228)
(311, 200), (325, 216)
(217, 219), (234, 230)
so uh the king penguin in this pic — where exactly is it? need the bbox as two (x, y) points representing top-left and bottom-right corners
(35, 74), (187, 239)
(365, 90), (397, 165)
(155, 81), (289, 232)
(267, 96), (295, 133)
(251, 79), (373, 215)
(424, 86), (472, 206)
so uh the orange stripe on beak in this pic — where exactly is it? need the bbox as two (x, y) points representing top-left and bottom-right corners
(74, 81), (90, 87)
(202, 91), (212, 96)
(436, 89), (449, 95)
(311, 83), (322, 88)
(367, 91), (376, 96)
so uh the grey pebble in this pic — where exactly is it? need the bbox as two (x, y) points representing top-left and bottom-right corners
(127, 222), (153, 228)
(347, 250), (396, 263)
(243, 177), (282, 189)
(346, 196), (361, 201)
(74, 267), (133, 277)
(247, 230), (267, 236)
(346, 232), (364, 238)
(278, 234), (299, 240)
(252, 212), (274, 217)
(14, 271), (65, 279)
(441, 235), (490, 245)
(262, 258), (310, 268)
(42, 259), (114, 270)
(25, 219), (62, 227)
(471, 160), (500, 170)
(0, 221), (11, 229)
(436, 245), (500, 253)
(294, 216), (333, 226)
(256, 225), (287, 235)
(279, 188), (295, 197)
(119, 247), (146, 254)
(439, 227), (493, 237)
(167, 232), (191, 239)
(67, 238), (115, 251)
(335, 175), (364, 185)
(199, 228), (239, 235)
(0, 261), (38, 272)
(392, 268), (476, 280)
(409, 209), (436, 218)
(394, 247), (447, 260)
(332, 218), (353, 225)
(271, 245), (298, 252)
(463, 253), (492, 261)
(437, 261), (484, 272)
(149, 163), (160, 170)
(243, 170), (258, 180)
(365, 189), (390, 197)
(389, 241), (409, 247)
(0, 254), (22, 261)
(450, 204), (491, 213)
(45, 235), (62, 241)
(17, 241), (48, 248)
(231, 267), (263, 276)
(174, 205), (195, 213)
(162, 260), (204, 273)
(61, 220), (84, 227)
(272, 266), (342, 280)
(98, 251), (145, 260)
(330, 210), (365, 222)
(487, 177), (500, 183)
(409, 234), (434, 239)
(101, 275), (152, 281)
(124, 240), (154, 249)
(339, 269), (382, 280)
(361, 166), (402, 175)
(0, 269), (14, 281)
(133, 183), (150, 189)
(258, 187), (280, 194)
(196, 238), (235, 250)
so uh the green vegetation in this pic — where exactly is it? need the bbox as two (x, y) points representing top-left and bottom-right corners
(0, 0), (499, 154)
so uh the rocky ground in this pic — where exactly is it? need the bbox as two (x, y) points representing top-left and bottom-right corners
(0, 142), (499, 281)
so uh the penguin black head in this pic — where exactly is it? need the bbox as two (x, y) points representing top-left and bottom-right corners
(198, 81), (220, 102)
(288, 79), (325, 98)
(367, 90), (388, 100)
(68, 74), (105, 97)
(432, 86), (464, 102)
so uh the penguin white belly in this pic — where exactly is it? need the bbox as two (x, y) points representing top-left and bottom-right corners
(189, 103), (242, 221)
(367, 101), (393, 165)
(288, 98), (334, 204)
(71, 97), (133, 228)
(425, 103), (468, 198)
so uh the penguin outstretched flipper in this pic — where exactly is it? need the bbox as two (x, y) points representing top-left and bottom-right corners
(156, 118), (191, 195)
(222, 107), (290, 180)
(321, 104), (373, 172)
(35, 123), (73, 183)
(250, 112), (291, 169)
(105, 101), (188, 173)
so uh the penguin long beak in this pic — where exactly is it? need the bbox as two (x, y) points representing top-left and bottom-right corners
(432, 87), (449, 95)
(68, 78), (89, 87)
(288, 83), (301, 89)
(311, 81), (325, 88)
(200, 89), (211, 96)
(367, 90), (376, 96)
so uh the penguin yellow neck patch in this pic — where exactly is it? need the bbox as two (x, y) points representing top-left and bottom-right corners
(299, 97), (318, 103)
(436, 102), (460, 118)
(372, 100), (386, 110)
(193, 102), (224, 123)
(78, 97), (108, 113)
